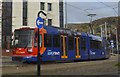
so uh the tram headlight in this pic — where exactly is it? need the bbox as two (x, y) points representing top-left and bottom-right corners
(28, 48), (32, 53)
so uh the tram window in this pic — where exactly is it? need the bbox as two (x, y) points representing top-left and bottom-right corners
(68, 36), (74, 50)
(34, 32), (38, 47)
(90, 40), (102, 49)
(44, 34), (52, 47)
(81, 38), (86, 50)
(90, 40), (95, 49)
(98, 41), (102, 49)
(53, 35), (60, 47)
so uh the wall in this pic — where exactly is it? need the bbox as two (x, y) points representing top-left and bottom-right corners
(12, 0), (60, 32)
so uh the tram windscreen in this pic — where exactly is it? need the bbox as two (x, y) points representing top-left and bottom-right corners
(13, 29), (34, 48)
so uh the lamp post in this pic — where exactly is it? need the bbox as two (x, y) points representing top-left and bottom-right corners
(87, 13), (96, 34)
(65, 0), (67, 28)
(100, 24), (103, 37)
(115, 26), (119, 53)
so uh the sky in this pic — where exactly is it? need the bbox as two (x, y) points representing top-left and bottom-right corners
(66, 0), (119, 2)
(65, 0), (119, 23)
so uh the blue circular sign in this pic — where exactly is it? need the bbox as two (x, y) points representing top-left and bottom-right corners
(36, 17), (44, 29)
(110, 40), (114, 43)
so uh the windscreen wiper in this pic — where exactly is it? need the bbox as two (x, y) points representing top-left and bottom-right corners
(24, 41), (30, 49)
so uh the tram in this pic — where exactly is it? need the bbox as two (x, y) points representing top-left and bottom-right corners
(12, 26), (110, 62)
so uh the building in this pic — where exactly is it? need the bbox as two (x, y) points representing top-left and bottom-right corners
(2, 0), (64, 49)
(118, 2), (120, 51)
(0, 0), (1, 47)
(2, 0), (12, 49)
(12, 0), (64, 31)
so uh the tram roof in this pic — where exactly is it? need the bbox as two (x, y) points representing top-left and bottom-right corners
(88, 34), (102, 41)
(43, 26), (82, 36)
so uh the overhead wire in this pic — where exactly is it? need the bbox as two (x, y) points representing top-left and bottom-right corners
(96, 0), (118, 15)
(65, 2), (118, 23)
(66, 3), (90, 14)
(67, 2), (118, 16)
(84, 5), (118, 11)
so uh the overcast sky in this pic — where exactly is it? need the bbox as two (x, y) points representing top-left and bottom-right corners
(65, 0), (119, 23)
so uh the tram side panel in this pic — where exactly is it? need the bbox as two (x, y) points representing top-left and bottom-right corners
(88, 35), (107, 60)
(80, 35), (89, 60)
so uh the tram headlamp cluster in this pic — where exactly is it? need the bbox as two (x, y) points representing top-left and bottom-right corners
(28, 48), (32, 53)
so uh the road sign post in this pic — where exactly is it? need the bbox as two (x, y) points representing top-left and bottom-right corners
(110, 40), (114, 55)
(37, 28), (40, 76)
(36, 16), (44, 77)
(36, 11), (46, 76)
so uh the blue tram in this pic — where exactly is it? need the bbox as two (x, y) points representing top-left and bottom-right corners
(12, 26), (110, 62)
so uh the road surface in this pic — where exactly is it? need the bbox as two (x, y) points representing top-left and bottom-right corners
(1, 54), (120, 75)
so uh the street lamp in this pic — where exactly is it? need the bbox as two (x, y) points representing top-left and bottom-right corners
(87, 13), (96, 34)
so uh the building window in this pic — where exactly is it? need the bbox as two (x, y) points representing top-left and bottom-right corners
(23, 0), (27, 26)
(59, 1), (64, 27)
(40, 2), (45, 10)
(48, 3), (52, 11)
(48, 19), (52, 26)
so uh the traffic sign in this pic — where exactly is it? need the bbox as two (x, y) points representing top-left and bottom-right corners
(36, 17), (44, 29)
(110, 40), (114, 43)
(110, 40), (114, 48)
(111, 45), (114, 48)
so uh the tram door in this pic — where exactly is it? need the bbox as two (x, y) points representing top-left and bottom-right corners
(61, 35), (68, 59)
(75, 37), (81, 58)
